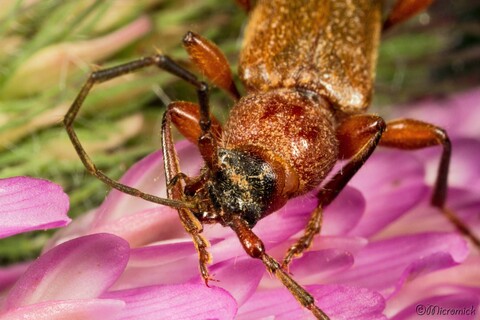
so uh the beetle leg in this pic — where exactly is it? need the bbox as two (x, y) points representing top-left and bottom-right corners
(234, 0), (254, 12)
(282, 207), (323, 270)
(183, 31), (241, 100)
(65, 54), (221, 284)
(64, 56), (209, 210)
(230, 217), (330, 320)
(162, 102), (215, 285)
(380, 118), (480, 247)
(383, 0), (435, 31)
(282, 114), (386, 268)
(168, 100), (223, 144)
(166, 172), (190, 191)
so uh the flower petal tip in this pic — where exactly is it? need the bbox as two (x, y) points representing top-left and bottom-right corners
(0, 176), (70, 239)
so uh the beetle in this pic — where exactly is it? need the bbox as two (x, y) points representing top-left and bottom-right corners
(64, 0), (478, 318)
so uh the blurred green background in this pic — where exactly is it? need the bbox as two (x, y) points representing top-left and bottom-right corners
(0, 0), (479, 263)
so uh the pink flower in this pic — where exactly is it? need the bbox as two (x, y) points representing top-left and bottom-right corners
(41, 90), (478, 318)
(0, 233), (237, 320)
(0, 178), (236, 319)
(41, 142), (387, 319)
(2, 88), (479, 319)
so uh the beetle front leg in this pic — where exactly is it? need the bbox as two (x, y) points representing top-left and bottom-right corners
(230, 217), (330, 320)
(282, 114), (386, 269)
(161, 102), (215, 285)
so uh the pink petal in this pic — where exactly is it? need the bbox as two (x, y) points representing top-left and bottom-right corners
(43, 208), (97, 250)
(92, 141), (201, 229)
(237, 284), (386, 320)
(47, 142), (201, 250)
(433, 188), (480, 234)
(308, 236), (368, 254)
(114, 241), (209, 289)
(92, 206), (184, 248)
(386, 254), (480, 316)
(115, 186), (365, 292)
(260, 246), (357, 289)
(204, 210), (314, 265)
(322, 186), (365, 235)
(128, 240), (202, 267)
(289, 249), (355, 282)
(0, 177), (70, 238)
(4, 233), (129, 310)
(202, 217), (306, 269)
(349, 150), (428, 236)
(0, 299), (124, 320)
(103, 284), (237, 320)
(112, 238), (227, 290)
(259, 249), (353, 290)
(116, 243), (261, 305)
(420, 138), (480, 192)
(278, 184), (365, 237)
(254, 205), (315, 248)
(269, 235), (368, 263)
(377, 188), (480, 239)
(0, 262), (30, 294)
(329, 233), (469, 298)
(190, 258), (265, 305)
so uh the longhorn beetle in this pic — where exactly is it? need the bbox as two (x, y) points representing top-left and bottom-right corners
(64, 0), (478, 318)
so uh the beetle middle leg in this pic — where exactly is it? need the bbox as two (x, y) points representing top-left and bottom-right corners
(282, 114), (386, 268)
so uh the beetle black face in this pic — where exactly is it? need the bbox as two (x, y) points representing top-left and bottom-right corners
(208, 148), (277, 227)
